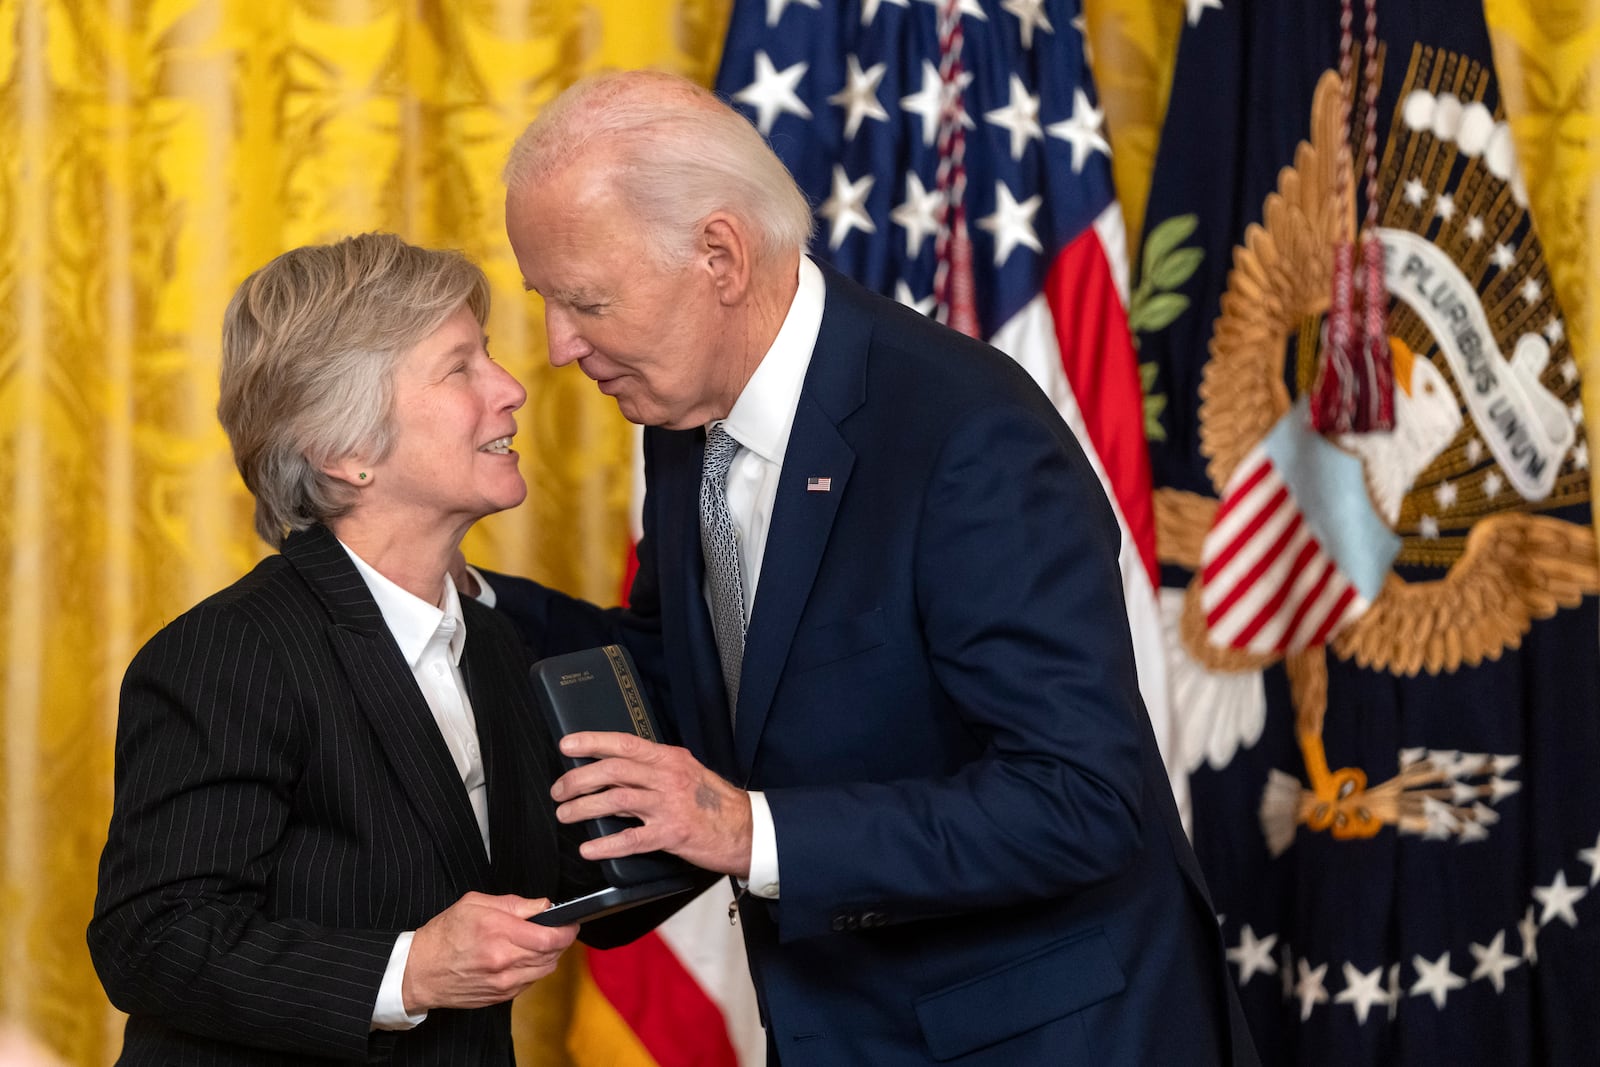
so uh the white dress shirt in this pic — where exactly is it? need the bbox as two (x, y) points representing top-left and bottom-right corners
(339, 540), (489, 1030)
(709, 256), (826, 900)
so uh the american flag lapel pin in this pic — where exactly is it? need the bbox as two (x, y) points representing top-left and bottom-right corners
(806, 476), (832, 493)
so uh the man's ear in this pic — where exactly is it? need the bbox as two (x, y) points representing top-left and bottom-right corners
(701, 214), (751, 306)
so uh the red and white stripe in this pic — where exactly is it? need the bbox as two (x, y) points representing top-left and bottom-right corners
(1200, 446), (1368, 656)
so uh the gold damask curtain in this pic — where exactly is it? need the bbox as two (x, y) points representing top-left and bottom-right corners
(0, 2), (1592, 1065)
(0, 2), (727, 1062)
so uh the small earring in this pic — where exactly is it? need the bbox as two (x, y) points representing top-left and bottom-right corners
(358, 472), (368, 481)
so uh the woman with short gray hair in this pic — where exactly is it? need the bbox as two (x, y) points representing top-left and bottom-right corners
(89, 232), (652, 1065)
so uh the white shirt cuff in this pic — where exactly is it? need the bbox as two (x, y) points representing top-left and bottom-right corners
(464, 565), (496, 608)
(371, 931), (428, 1030)
(747, 790), (780, 898)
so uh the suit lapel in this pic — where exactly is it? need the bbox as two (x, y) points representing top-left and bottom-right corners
(284, 526), (491, 889)
(460, 621), (553, 895)
(733, 264), (869, 777)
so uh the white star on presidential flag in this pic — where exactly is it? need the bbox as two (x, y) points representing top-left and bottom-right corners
(860, 0), (908, 26)
(818, 165), (876, 249)
(985, 74), (1043, 161)
(735, 51), (812, 135)
(1334, 962), (1391, 1025)
(1519, 905), (1541, 963)
(1403, 178), (1427, 206)
(1469, 930), (1521, 993)
(1294, 958), (1329, 1021)
(977, 181), (1043, 265)
(766, 0), (819, 27)
(1534, 869), (1588, 927)
(891, 172), (945, 257)
(900, 60), (974, 147)
(1000, 0), (1054, 49)
(1465, 215), (1486, 241)
(1491, 242), (1516, 270)
(829, 55), (889, 139)
(1186, 0), (1222, 26)
(1226, 924), (1278, 986)
(1579, 831), (1600, 887)
(1046, 88), (1110, 172)
(1410, 952), (1467, 1009)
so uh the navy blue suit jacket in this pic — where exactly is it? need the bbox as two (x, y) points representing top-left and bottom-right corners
(496, 265), (1256, 1066)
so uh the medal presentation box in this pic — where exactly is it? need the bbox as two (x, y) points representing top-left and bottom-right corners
(528, 644), (702, 925)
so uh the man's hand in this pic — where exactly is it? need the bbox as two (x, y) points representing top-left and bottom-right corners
(551, 732), (753, 878)
(401, 893), (578, 1014)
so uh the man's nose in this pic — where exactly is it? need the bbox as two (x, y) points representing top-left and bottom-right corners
(544, 307), (590, 367)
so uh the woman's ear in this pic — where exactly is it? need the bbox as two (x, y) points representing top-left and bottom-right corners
(323, 457), (373, 488)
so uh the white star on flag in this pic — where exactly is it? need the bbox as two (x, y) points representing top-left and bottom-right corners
(984, 74), (1044, 160)
(1533, 869), (1588, 927)
(1226, 924), (1278, 986)
(1469, 931), (1522, 993)
(1334, 962), (1391, 1025)
(1185, 0), (1222, 26)
(1046, 88), (1110, 172)
(900, 60), (974, 147)
(1577, 832), (1600, 886)
(915, 0), (988, 20)
(735, 51), (812, 135)
(894, 280), (936, 316)
(829, 56), (889, 140)
(818, 165), (877, 249)
(891, 172), (946, 257)
(860, 0), (908, 26)
(1000, 0), (1054, 48)
(1519, 905), (1541, 963)
(976, 181), (1043, 264)
(1410, 952), (1467, 1009)
(765, 0), (819, 27)
(1295, 958), (1329, 1021)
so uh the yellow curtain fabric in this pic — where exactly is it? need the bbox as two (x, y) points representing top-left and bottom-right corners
(2, 1), (1588, 1064)
(0, 1), (726, 1062)
(1484, 0), (1600, 530)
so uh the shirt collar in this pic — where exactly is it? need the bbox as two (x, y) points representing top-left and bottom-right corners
(337, 538), (466, 668)
(717, 255), (825, 464)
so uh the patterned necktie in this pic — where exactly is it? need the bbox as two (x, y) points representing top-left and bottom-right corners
(699, 423), (746, 718)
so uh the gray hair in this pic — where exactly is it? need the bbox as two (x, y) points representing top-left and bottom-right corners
(218, 232), (490, 547)
(504, 70), (813, 268)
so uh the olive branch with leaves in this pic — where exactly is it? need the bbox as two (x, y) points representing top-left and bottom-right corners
(1128, 213), (1205, 442)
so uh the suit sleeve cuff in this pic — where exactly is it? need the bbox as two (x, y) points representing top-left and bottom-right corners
(747, 791), (781, 898)
(371, 932), (428, 1031)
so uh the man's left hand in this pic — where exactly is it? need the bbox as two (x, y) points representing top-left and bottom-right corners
(551, 732), (752, 878)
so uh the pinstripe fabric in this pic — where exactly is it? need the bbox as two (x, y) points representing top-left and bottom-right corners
(89, 524), (599, 1065)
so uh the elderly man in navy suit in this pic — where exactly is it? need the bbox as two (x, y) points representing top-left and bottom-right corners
(479, 69), (1257, 1066)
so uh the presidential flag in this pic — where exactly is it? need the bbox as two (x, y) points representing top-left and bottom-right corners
(1137, 0), (1600, 1063)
